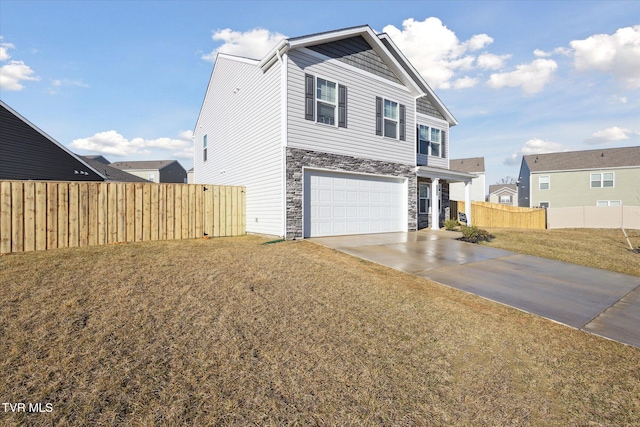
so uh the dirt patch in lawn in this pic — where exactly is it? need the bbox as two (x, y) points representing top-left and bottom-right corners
(481, 228), (640, 277)
(1, 236), (639, 425)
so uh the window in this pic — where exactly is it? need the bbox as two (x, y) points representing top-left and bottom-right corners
(539, 175), (550, 190)
(539, 202), (550, 208)
(148, 173), (155, 182)
(500, 195), (511, 204)
(597, 200), (622, 207)
(203, 134), (208, 162)
(384, 99), (398, 138)
(419, 183), (430, 214)
(316, 78), (336, 125)
(376, 97), (405, 140)
(591, 172), (614, 188)
(305, 74), (347, 127)
(417, 125), (445, 158)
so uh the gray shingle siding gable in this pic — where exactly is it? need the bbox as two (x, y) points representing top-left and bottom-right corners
(307, 36), (402, 84)
(416, 96), (445, 120)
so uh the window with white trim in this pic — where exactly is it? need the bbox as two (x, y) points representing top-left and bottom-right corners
(597, 200), (622, 207)
(539, 175), (550, 190)
(539, 202), (550, 208)
(417, 125), (444, 157)
(590, 172), (614, 188)
(500, 195), (511, 204)
(203, 134), (207, 162)
(305, 74), (347, 127)
(383, 99), (399, 138)
(316, 78), (336, 125)
(419, 183), (430, 214)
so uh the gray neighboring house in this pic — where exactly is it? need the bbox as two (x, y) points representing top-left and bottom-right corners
(110, 160), (187, 183)
(193, 25), (476, 239)
(449, 157), (485, 202)
(518, 146), (640, 208)
(1, 100), (104, 181)
(79, 156), (149, 183)
(488, 184), (518, 206)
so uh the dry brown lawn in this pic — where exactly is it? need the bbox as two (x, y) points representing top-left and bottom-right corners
(482, 228), (640, 277)
(1, 236), (639, 426)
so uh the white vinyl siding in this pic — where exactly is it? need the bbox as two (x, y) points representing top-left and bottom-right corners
(287, 49), (415, 165)
(193, 55), (283, 236)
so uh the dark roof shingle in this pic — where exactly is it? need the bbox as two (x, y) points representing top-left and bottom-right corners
(524, 146), (640, 172)
(449, 157), (485, 173)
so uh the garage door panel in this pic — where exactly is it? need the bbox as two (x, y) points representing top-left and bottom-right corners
(304, 170), (406, 238)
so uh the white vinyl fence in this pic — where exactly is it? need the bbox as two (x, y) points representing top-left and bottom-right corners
(547, 206), (640, 229)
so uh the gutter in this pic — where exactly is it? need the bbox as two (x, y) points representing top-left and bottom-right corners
(258, 39), (289, 71)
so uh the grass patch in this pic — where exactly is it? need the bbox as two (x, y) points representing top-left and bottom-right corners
(1, 236), (639, 425)
(481, 228), (640, 277)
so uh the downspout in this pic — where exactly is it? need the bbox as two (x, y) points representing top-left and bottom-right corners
(276, 48), (288, 238)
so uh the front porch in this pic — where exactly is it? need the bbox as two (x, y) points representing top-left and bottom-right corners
(416, 165), (476, 230)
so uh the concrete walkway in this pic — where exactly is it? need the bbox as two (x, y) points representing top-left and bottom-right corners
(310, 231), (640, 348)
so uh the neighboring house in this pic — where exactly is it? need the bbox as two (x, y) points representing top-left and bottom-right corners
(1, 100), (104, 181)
(488, 184), (518, 205)
(187, 168), (194, 184)
(449, 157), (485, 202)
(518, 146), (640, 208)
(110, 160), (187, 183)
(79, 156), (149, 183)
(193, 25), (475, 239)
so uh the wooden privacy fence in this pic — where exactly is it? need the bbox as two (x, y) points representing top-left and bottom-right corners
(0, 181), (245, 254)
(453, 201), (546, 230)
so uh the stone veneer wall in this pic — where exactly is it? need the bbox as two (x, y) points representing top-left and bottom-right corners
(286, 147), (417, 239)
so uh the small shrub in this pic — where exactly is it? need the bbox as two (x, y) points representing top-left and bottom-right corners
(444, 219), (459, 231)
(459, 225), (494, 243)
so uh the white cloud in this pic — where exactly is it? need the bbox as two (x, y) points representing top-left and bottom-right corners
(48, 79), (90, 95)
(202, 28), (285, 62)
(585, 126), (632, 144)
(570, 25), (640, 89)
(0, 60), (39, 91)
(477, 53), (511, 70)
(487, 59), (557, 94)
(452, 76), (478, 89)
(382, 17), (500, 90)
(533, 47), (571, 57)
(504, 138), (565, 165)
(70, 130), (193, 157)
(0, 37), (14, 61)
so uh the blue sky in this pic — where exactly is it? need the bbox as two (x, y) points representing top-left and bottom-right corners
(1, 0), (638, 189)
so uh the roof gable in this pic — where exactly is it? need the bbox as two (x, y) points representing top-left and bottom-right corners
(450, 157), (485, 173)
(524, 146), (640, 172)
(489, 184), (517, 195)
(259, 25), (457, 126)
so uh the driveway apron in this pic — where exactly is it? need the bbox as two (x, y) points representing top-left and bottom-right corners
(310, 231), (640, 348)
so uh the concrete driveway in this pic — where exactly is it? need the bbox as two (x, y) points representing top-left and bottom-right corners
(310, 231), (640, 348)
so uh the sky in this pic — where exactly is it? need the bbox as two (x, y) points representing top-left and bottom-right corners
(1, 0), (638, 190)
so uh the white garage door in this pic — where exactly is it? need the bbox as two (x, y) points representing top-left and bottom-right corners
(304, 169), (406, 238)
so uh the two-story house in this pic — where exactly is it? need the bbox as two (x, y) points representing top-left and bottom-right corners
(518, 146), (640, 208)
(193, 26), (475, 239)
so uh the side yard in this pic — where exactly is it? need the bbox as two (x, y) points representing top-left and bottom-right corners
(481, 228), (640, 277)
(1, 236), (639, 425)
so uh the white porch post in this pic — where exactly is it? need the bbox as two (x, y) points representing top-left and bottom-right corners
(431, 178), (440, 230)
(464, 180), (472, 226)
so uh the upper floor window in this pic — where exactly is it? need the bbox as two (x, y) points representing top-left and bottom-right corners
(417, 125), (445, 158)
(203, 134), (208, 162)
(375, 97), (405, 140)
(597, 200), (621, 207)
(317, 78), (336, 125)
(500, 195), (512, 204)
(305, 74), (347, 127)
(539, 175), (550, 190)
(591, 172), (614, 188)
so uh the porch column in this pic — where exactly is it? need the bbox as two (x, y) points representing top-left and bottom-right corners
(431, 178), (440, 230)
(464, 180), (472, 226)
